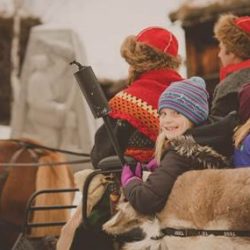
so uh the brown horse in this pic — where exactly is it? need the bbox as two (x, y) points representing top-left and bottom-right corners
(0, 139), (76, 250)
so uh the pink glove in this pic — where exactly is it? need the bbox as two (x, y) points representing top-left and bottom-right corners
(144, 158), (158, 172)
(121, 163), (142, 187)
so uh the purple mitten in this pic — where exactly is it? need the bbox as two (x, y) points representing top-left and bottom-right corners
(134, 162), (142, 178)
(121, 163), (142, 187)
(145, 158), (158, 172)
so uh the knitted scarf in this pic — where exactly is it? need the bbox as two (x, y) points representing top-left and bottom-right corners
(109, 69), (182, 162)
(109, 69), (182, 142)
(220, 59), (250, 80)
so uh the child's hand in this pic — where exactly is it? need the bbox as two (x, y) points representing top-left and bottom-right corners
(143, 158), (158, 172)
(121, 163), (142, 187)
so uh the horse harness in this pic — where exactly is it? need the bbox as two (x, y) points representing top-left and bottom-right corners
(0, 139), (88, 235)
(151, 227), (250, 240)
(0, 141), (42, 231)
(0, 141), (42, 189)
(0, 139), (90, 195)
(114, 226), (250, 243)
(0, 141), (42, 190)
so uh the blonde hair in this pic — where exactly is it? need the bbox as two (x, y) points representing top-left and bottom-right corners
(154, 131), (169, 164)
(234, 118), (250, 148)
(154, 114), (195, 163)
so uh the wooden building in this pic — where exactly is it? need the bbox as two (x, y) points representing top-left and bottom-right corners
(169, 0), (250, 100)
(0, 17), (40, 124)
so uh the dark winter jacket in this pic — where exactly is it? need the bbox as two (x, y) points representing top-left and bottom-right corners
(211, 60), (250, 117)
(123, 112), (238, 215)
(189, 111), (239, 158)
(91, 69), (182, 168)
(90, 118), (154, 168)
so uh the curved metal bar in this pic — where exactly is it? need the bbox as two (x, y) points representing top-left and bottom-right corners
(23, 188), (79, 235)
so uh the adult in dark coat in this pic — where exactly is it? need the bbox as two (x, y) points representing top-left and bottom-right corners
(91, 27), (183, 168)
(67, 27), (183, 250)
(211, 14), (250, 116)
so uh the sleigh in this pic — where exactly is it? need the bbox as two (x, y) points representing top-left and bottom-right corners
(59, 154), (250, 250)
(67, 62), (250, 250)
(6, 62), (250, 250)
(8, 151), (250, 250)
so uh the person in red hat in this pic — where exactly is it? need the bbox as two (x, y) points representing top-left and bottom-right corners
(57, 27), (184, 250)
(211, 14), (250, 116)
(233, 83), (250, 167)
(91, 26), (183, 168)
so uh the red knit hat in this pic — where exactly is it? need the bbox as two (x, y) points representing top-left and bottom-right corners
(239, 83), (250, 123)
(234, 16), (250, 33)
(136, 27), (178, 57)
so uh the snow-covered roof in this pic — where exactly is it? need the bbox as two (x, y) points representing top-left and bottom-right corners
(169, 0), (250, 27)
(2, 0), (187, 79)
(0, 0), (38, 18)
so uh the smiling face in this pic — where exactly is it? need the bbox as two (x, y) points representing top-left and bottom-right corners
(159, 108), (194, 139)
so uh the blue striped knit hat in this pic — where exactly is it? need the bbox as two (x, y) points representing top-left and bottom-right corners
(158, 77), (209, 125)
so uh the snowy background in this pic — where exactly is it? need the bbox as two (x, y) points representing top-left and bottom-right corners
(0, 125), (10, 139)
(1, 0), (188, 79)
(27, 0), (187, 79)
(1, 0), (223, 142)
(0, 0), (191, 139)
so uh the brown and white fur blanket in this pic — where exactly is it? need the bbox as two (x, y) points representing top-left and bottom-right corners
(103, 168), (250, 250)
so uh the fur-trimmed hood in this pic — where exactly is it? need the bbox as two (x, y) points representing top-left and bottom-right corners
(123, 133), (231, 215)
(169, 135), (230, 170)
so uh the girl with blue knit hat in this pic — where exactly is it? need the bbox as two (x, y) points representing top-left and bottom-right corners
(121, 76), (237, 215)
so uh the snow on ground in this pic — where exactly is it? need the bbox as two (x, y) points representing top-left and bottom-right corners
(0, 125), (11, 139)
